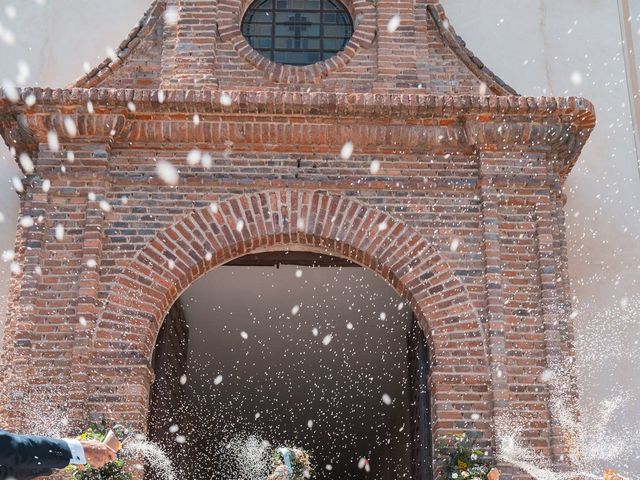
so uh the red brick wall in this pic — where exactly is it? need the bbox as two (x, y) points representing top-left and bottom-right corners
(0, 0), (594, 477)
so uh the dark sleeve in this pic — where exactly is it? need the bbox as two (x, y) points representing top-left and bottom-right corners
(0, 430), (71, 479)
(0, 465), (55, 480)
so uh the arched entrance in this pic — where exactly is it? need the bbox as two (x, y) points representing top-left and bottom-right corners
(148, 251), (432, 479)
(89, 190), (492, 476)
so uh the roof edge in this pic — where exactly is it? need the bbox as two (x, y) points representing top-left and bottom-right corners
(70, 1), (165, 88)
(427, 4), (518, 96)
(0, 88), (594, 119)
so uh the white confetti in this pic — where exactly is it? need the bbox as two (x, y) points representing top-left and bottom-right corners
(450, 238), (460, 252)
(1, 79), (19, 102)
(370, 159), (381, 174)
(214, 374), (223, 385)
(340, 141), (353, 160)
(322, 334), (333, 346)
(382, 393), (392, 405)
(291, 304), (300, 315)
(19, 215), (33, 227)
(42, 179), (51, 193)
(236, 219), (244, 232)
(240, 331), (249, 340)
(106, 46), (117, 61)
(55, 224), (64, 241)
(169, 424), (179, 434)
(164, 6), (180, 26)
(540, 369), (555, 383)
(571, 71), (583, 86)
(156, 160), (179, 185)
(387, 14), (401, 33)
(187, 149), (201, 166)
(47, 130), (60, 151)
(63, 117), (77, 137)
(220, 93), (232, 107)
(99, 200), (112, 212)
(11, 176), (24, 193)
(180, 374), (187, 385)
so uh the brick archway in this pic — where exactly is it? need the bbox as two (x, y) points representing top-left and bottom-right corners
(90, 190), (492, 442)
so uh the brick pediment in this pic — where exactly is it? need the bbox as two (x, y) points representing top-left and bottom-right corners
(69, 0), (516, 94)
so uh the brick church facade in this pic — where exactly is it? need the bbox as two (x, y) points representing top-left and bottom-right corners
(0, 0), (594, 478)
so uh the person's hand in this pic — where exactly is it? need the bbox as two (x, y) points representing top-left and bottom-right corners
(80, 440), (117, 468)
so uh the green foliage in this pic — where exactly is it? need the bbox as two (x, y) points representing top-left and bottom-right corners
(437, 433), (494, 480)
(65, 423), (132, 480)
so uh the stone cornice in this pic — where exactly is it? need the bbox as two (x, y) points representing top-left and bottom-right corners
(0, 88), (595, 181)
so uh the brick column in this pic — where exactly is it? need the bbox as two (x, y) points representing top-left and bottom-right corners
(477, 150), (511, 475)
(0, 113), (122, 434)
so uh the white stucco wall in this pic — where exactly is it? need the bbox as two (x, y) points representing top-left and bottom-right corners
(0, 0), (638, 473)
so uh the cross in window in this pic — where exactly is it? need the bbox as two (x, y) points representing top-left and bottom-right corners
(285, 13), (312, 48)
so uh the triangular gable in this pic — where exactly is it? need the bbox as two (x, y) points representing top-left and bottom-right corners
(71, 0), (516, 94)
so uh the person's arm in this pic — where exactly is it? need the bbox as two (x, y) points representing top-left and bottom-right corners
(0, 430), (116, 479)
(0, 430), (72, 471)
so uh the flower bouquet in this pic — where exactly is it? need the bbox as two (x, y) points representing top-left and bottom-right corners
(65, 424), (131, 480)
(438, 433), (499, 480)
(267, 446), (313, 480)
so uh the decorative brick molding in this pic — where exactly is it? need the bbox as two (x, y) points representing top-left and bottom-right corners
(217, 0), (376, 83)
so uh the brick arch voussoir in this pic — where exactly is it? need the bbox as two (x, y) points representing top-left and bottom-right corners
(96, 190), (489, 371)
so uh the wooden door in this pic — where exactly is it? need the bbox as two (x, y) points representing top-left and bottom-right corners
(407, 314), (433, 480)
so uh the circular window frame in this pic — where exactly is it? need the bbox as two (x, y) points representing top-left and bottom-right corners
(241, 0), (355, 68)
(218, 0), (376, 84)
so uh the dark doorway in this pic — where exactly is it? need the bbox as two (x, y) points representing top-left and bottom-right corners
(148, 251), (432, 479)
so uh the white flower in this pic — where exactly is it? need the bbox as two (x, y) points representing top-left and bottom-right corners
(470, 453), (478, 461)
(452, 474), (459, 479)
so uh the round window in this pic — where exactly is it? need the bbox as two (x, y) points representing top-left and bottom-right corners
(241, 0), (354, 66)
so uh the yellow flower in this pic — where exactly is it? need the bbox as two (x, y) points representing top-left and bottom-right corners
(457, 460), (468, 470)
